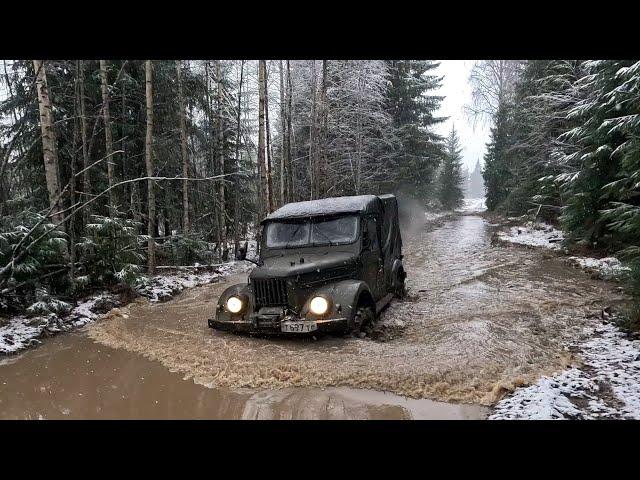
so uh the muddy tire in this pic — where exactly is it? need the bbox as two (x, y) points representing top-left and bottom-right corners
(394, 268), (407, 298)
(351, 305), (374, 336)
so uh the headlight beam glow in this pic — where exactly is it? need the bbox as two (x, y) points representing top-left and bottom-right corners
(309, 296), (329, 315)
(226, 296), (243, 313)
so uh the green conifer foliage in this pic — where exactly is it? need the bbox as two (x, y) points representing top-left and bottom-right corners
(438, 126), (465, 210)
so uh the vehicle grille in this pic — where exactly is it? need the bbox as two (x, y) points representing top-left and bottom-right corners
(252, 278), (289, 307)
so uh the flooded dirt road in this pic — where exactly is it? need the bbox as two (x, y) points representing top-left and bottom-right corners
(0, 213), (625, 418)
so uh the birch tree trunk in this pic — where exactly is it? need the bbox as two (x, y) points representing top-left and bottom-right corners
(286, 60), (293, 203)
(258, 60), (268, 218)
(32, 60), (64, 229)
(215, 60), (227, 255)
(233, 60), (244, 257)
(279, 60), (287, 206)
(145, 60), (156, 275)
(264, 62), (274, 213)
(318, 60), (328, 198)
(99, 60), (115, 214)
(308, 60), (318, 200)
(176, 60), (190, 234)
(205, 61), (219, 246)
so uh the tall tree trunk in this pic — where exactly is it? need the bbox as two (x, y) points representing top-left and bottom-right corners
(145, 60), (156, 275)
(205, 61), (219, 246)
(99, 60), (115, 214)
(309, 60), (318, 200)
(176, 60), (190, 234)
(70, 61), (82, 280)
(32, 60), (64, 229)
(279, 60), (287, 206)
(318, 60), (328, 198)
(79, 60), (91, 227)
(264, 62), (274, 213)
(286, 60), (293, 203)
(233, 60), (244, 257)
(258, 60), (268, 219)
(216, 60), (227, 256)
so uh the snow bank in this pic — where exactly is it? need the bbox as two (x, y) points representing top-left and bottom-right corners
(490, 322), (640, 420)
(424, 211), (451, 222)
(498, 222), (630, 279)
(1, 253), (256, 355)
(497, 222), (565, 250)
(0, 293), (111, 354)
(456, 198), (487, 213)
(567, 256), (630, 280)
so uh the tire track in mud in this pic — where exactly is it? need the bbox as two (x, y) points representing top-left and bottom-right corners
(86, 215), (628, 405)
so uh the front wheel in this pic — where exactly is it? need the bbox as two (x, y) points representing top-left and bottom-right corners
(351, 305), (374, 336)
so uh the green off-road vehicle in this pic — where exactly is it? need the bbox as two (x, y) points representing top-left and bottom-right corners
(208, 194), (405, 335)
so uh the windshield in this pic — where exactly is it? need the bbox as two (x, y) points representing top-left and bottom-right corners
(265, 215), (359, 248)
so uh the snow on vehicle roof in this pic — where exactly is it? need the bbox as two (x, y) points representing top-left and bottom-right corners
(263, 195), (381, 221)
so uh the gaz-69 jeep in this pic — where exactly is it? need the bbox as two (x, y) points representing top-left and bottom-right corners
(208, 194), (405, 335)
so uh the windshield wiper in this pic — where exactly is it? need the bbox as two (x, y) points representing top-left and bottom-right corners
(283, 223), (306, 249)
(312, 228), (336, 246)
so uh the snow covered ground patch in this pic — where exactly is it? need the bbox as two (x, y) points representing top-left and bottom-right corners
(135, 261), (252, 303)
(456, 198), (487, 213)
(490, 322), (640, 419)
(1, 254), (256, 355)
(497, 221), (565, 250)
(0, 293), (112, 354)
(567, 256), (631, 280)
(424, 211), (451, 222)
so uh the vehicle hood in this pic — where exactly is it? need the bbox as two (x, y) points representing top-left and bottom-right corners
(250, 251), (357, 279)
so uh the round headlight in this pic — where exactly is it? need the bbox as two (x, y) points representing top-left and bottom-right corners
(309, 296), (329, 315)
(226, 296), (243, 314)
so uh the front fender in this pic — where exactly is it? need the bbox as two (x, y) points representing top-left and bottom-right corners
(215, 283), (254, 321)
(302, 279), (373, 322)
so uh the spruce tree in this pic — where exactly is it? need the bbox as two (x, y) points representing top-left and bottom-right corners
(482, 102), (514, 211)
(438, 126), (465, 210)
(557, 60), (637, 247)
(386, 60), (445, 200)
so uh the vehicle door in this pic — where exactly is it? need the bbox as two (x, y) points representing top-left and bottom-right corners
(360, 214), (384, 300)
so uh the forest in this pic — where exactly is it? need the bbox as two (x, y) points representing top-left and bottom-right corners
(0, 60), (464, 316)
(477, 60), (640, 326)
(1, 59), (639, 328)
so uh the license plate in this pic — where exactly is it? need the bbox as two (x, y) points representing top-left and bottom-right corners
(281, 321), (318, 333)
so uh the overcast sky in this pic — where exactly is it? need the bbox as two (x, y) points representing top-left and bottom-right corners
(433, 60), (489, 172)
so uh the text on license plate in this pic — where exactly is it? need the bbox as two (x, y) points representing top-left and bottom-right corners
(281, 321), (318, 333)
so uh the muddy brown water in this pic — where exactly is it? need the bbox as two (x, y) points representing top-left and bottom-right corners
(0, 214), (626, 419)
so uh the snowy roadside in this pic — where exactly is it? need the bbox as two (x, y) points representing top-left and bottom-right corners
(422, 198), (487, 223)
(492, 220), (638, 419)
(0, 252), (255, 355)
(496, 221), (630, 280)
(456, 198), (487, 214)
(490, 319), (640, 419)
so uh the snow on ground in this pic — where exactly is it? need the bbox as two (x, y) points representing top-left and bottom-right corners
(424, 211), (452, 222)
(498, 221), (630, 280)
(490, 321), (640, 419)
(135, 259), (253, 303)
(456, 198), (487, 213)
(567, 256), (631, 280)
(498, 221), (565, 250)
(0, 293), (110, 354)
(0, 247), (257, 355)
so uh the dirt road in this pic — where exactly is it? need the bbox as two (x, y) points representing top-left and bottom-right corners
(0, 213), (625, 419)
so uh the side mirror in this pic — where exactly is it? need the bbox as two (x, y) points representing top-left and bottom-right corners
(236, 242), (247, 261)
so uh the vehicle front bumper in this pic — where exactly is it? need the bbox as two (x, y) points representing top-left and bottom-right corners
(208, 314), (349, 335)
